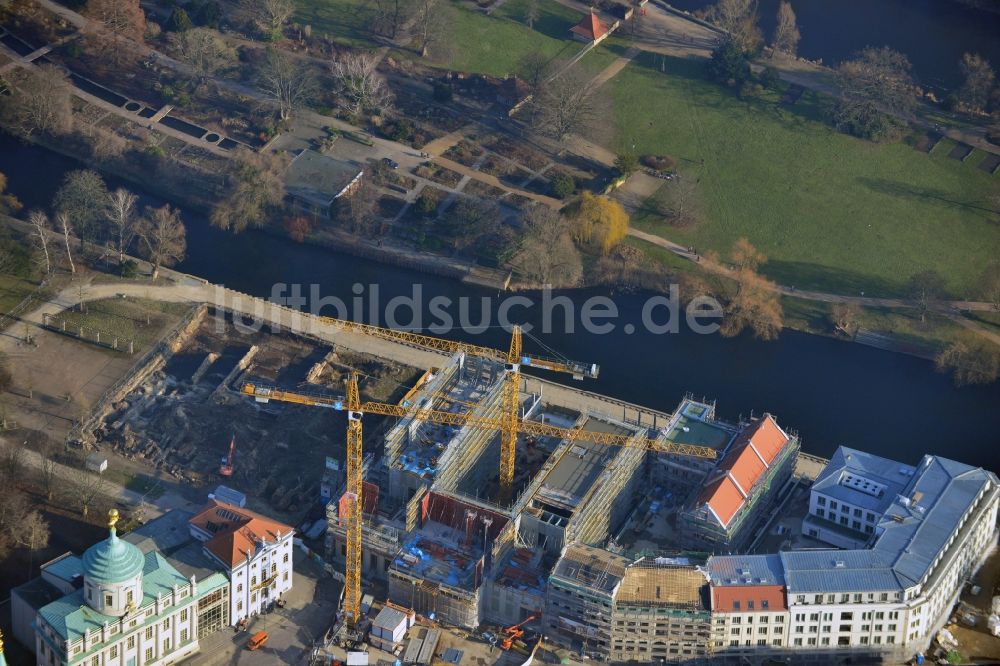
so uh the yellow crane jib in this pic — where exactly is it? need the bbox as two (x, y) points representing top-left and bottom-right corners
(315, 317), (599, 380)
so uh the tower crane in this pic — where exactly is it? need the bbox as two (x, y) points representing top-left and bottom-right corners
(241, 371), (716, 628)
(314, 321), (597, 499)
(239, 322), (705, 629)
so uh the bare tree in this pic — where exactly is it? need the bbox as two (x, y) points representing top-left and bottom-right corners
(331, 52), (394, 117)
(242, 0), (295, 39)
(906, 269), (947, 323)
(106, 187), (138, 264)
(0, 485), (28, 557)
(524, 0), (539, 28)
(211, 148), (289, 232)
(137, 205), (187, 279)
(176, 28), (236, 87)
(1, 65), (73, 137)
(957, 53), (996, 115)
(72, 467), (107, 518)
(509, 206), (583, 286)
(369, 0), (409, 39)
(721, 269), (783, 340)
(980, 262), (1000, 312)
(517, 51), (552, 92)
(334, 171), (380, 236)
(835, 47), (916, 138)
(655, 177), (701, 228)
(413, 0), (450, 58)
(84, 0), (146, 60)
(730, 236), (766, 271)
(530, 68), (597, 141)
(257, 47), (317, 121)
(705, 0), (762, 54)
(771, 1), (800, 56)
(28, 210), (52, 275)
(936, 335), (1000, 386)
(17, 510), (51, 575)
(54, 170), (110, 246)
(0, 439), (22, 479)
(56, 212), (75, 274)
(39, 454), (59, 502)
(830, 302), (861, 336)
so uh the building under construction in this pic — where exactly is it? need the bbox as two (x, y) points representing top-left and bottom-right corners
(544, 544), (711, 662)
(325, 352), (743, 631)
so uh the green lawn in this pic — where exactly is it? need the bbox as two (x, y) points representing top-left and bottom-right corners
(0, 273), (39, 316)
(611, 52), (1000, 298)
(437, 1), (582, 77)
(295, 0), (376, 49)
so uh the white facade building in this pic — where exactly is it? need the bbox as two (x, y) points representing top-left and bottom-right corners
(710, 450), (1000, 664)
(31, 510), (229, 666)
(188, 500), (295, 625)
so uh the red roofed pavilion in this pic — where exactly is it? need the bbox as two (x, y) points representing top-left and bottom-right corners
(570, 12), (610, 43)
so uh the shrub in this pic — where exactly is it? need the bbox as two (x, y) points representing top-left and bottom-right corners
(416, 191), (440, 216)
(120, 259), (139, 278)
(192, 0), (221, 28)
(708, 38), (750, 85)
(166, 7), (193, 32)
(759, 66), (780, 89)
(383, 119), (415, 143)
(432, 82), (453, 103)
(738, 82), (765, 100)
(614, 152), (640, 177)
(64, 41), (83, 58)
(283, 215), (313, 242)
(642, 154), (675, 171)
(550, 173), (576, 199)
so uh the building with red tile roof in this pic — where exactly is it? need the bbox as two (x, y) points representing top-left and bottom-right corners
(189, 500), (295, 625)
(680, 415), (799, 551)
(570, 12), (611, 44)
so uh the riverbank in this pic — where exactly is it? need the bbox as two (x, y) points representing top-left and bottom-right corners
(6, 131), (996, 369)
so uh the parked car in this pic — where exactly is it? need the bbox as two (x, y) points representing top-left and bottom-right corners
(382, 157), (399, 169)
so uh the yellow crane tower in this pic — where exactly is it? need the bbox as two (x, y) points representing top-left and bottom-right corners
(315, 320), (598, 499)
(241, 322), (711, 628)
(242, 373), (717, 625)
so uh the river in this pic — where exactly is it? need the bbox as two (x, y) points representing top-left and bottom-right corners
(667, 0), (1000, 92)
(2, 135), (999, 471)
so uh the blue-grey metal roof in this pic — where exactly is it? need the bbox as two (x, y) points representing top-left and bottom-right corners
(873, 456), (995, 587)
(706, 554), (784, 587)
(780, 550), (905, 594)
(41, 554), (84, 585)
(373, 606), (408, 632)
(783, 454), (997, 594)
(812, 446), (914, 515)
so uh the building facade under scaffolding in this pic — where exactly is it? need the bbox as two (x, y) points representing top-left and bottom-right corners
(544, 543), (711, 663)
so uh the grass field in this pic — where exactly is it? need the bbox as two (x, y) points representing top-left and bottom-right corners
(296, 0), (601, 78)
(611, 52), (1000, 298)
(0, 273), (40, 317)
(436, 1), (583, 77)
(52, 298), (192, 351)
(295, 0), (375, 49)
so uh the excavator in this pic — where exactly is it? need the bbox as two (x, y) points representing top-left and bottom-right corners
(501, 614), (539, 651)
(219, 435), (235, 477)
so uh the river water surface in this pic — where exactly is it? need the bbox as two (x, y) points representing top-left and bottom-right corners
(3, 136), (999, 471)
(667, 0), (1000, 91)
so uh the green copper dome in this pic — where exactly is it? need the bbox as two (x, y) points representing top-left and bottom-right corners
(83, 510), (144, 584)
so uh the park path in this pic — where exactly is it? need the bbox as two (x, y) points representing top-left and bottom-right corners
(434, 155), (563, 207)
(10, 445), (200, 519)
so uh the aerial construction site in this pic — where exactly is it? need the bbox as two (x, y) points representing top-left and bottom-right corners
(58, 287), (1000, 666)
(68, 294), (799, 653)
